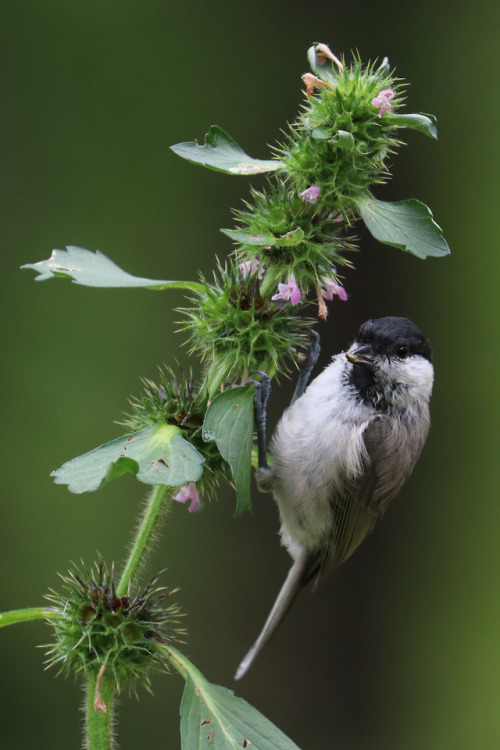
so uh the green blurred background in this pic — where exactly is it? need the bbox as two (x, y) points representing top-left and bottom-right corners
(1, 2), (499, 748)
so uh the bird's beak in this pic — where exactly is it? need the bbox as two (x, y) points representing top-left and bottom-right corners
(345, 344), (375, 369)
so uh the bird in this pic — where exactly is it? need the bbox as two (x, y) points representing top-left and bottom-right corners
(235, 316), (433, 680)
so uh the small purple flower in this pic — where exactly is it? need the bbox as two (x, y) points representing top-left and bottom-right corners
(272, 275), (301, 306)
(319, 276), (348, 301)
(239, 259), (264, 279)
(372, 88), (395, 117)
(172, 483), (201, 512)
(299, 185), (320, 205)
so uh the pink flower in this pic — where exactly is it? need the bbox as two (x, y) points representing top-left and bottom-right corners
(319, 276), (348, 301)
(172, 483), (201, 512)
(299, 185), (320, 204)
(239, 259), (264, 279)
(372, 88), (395, 117)
(327, 211), (344, 223)
(272, 275), (301, 306)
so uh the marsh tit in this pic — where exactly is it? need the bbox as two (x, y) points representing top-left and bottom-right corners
(235, 316), (433, 680)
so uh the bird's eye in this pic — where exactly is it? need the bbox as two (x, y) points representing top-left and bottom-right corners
(396, 345), (409, 359)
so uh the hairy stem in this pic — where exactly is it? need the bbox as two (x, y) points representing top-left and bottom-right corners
(0, 607), (57, 628)
(85, 670), (115, 750)
(117, 485), (173, 597)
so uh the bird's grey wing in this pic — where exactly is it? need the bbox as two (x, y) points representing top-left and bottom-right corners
(322, 415), (412, 571)
(356, 414), (396, 514)
(359, 413), (426, 515)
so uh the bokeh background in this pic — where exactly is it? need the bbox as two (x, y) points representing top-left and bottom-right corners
(1, 2), (499, 749)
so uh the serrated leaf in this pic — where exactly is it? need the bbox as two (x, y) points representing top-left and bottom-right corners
(356, 194), (450, 258)
(52, 424), (204, 494)
(395, 112), (438, 139)
(221, 228), (277, 246)
(165, 646), (302, 750)
(202, 387), (254, 514)
(171, 125), (283, 175)
(21, 246), (204, 292)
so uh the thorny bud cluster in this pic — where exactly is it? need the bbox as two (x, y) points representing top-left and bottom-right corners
(44, 560), (184, 693)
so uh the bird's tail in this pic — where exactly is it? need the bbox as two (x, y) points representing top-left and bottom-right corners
(234, 548), (312, 680)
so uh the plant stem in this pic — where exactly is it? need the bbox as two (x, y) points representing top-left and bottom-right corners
(0, 607), (57, 628)
(116, 485), (173, 597)
(85, 670), (115, 750)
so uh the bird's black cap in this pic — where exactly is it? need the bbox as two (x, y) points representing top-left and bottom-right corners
(356, 316), (432, 362)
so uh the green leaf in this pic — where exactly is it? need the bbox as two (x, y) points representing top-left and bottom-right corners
(21, 246), (204, 292)
(221, 228), (277, 246)
(304, 122), (330, 140)
(202, 386), (254, 514)
(52, 424), (204, 493)
(171, 125), (283, 175)
(332, 129), (355, 151)
(355, 194), (450, 258)
(274, 227), (305, 247)
(395, 112), (438, 139)
(221, 226), (304, 249)
(165, 645), (302, 750)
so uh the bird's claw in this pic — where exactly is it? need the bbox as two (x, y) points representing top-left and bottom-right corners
(291, 330), (321, 404)
(247, 370), (271, 424)
(295, 330), (320, 370)
(247, 371), (271, 469)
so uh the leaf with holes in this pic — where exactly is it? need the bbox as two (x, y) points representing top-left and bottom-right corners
(171, 125), (283, 175)
(165, 646), (302, 750)
(52, 424), (204, 493)
(202, 386), (254, 514)
(22, 246), (204, 292)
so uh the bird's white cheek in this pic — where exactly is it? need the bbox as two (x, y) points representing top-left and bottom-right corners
(403, 358), (434, 402)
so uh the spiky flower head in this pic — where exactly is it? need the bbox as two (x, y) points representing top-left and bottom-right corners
(230, 182), (354, 304)
(44, 560), (184, 693)
(178, 260), (314, 398)
(278, 53), (404, 206)
(122, 367), (205, 433)
(121, 367), (231, 499)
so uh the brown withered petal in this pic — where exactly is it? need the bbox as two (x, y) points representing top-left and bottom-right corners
(301, 73), (334, 97)
(317, 287), (328, 320)
(315, 43), (344, 71)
